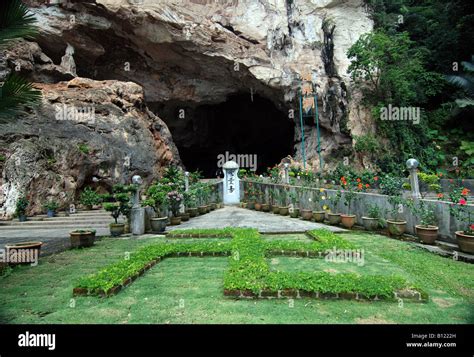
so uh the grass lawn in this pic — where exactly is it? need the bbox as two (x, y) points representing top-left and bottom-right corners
(0, 232), (473, 324)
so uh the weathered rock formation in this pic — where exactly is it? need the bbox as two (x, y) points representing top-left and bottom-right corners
(1, 0), (375, 215)
(0, 75), (179, 217)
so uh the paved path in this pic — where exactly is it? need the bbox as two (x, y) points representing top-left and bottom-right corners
(0, 206), (344, 257)
(167, 206), (346, 233)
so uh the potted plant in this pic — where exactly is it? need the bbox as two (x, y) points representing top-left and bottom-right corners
(103, 186), (132, 237)
(278, 187), (289, 216)
(413, 201), (438, 244)
(327, 191), (342, 225)
(261, 189), (270, 212)
(440, 184), (473, 253)
(340, 179), (359, 229)
(167, 190), (184, 225)
(312, 189), (326, 222)
(15, 196), (29, 222)
(79, 186), (101, 210)
(300, 188), (313, 221)
(269, 189), (280, 213)
(70, 229), (96, 248)
(43, 199), (59, 218)
(255, 190), (263, 211)
(146, 183), (170, 233)
(362, 203), (384, 231)
(381, 175), (406, 236)
(184, 189), (198, 218)
(247, 183), (256, 210)
(288, 190), (300, 218)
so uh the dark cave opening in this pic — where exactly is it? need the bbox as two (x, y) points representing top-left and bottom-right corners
(151, 93), (295, 177)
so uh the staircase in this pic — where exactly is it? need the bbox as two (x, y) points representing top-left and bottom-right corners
(0, 210), (124, 231)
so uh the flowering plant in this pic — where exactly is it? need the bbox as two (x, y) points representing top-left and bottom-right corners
(167, 191), (183, 217)
(438, 182), (472, 235)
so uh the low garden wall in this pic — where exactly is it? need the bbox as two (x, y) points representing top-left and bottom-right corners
(240, 180), (474, 244)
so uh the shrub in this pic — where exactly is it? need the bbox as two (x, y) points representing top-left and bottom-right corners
(80, 187), (101, 207)
(15, 196), (28, 216)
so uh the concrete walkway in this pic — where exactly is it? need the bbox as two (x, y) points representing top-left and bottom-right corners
(167, 206), (346, 233)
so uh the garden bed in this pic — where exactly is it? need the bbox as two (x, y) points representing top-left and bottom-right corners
(74, 228), (427, 302)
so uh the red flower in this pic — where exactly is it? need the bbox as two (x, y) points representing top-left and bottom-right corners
(374, 176), (379, 181)
(470, 224), (474, 230)
(357, 183), (363, 190)
(365, 184), (370, 188)
(356, 178), (361, 183)
(461, 188), (470, 196)
(459, 198), (467, 205)
(437, 193), (444, 199)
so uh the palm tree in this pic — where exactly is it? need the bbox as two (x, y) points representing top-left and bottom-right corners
(446, 56), (474, 108)
(0, 0), (41, 118)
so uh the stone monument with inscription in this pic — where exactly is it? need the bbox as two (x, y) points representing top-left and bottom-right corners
(223, 161), (240, 205)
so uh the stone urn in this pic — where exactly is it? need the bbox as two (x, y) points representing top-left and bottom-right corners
(312, 211), (326, 222)
(181, 213), (190, 222)
(261, 203), (270, 212)
(327, 213), (341, 225)
(187, 207), (198, 218)
(5, 241), (43, 265)
(290, 208), (300, 218)
(415, 225), (438, 245)
(272, 205), (281, 214)
(247, 201), (255, 210)
(301, 209), (313, 221)
(170, 216), (181, 225)
(110, 223), (125, 237)
(198, 206), (207, 215)
(362, 217), (381, 231)
(387, 220), (407, 236)
(279, 206), (289, 216)
(70, 230), (95, 248)
(150, 217), (167, 233)
(455, 231), (474, 254)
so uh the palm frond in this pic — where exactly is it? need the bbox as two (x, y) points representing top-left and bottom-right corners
(455, 98), (474, 108)
(0, 0), (38, 47)
(446, 75), (474, 96)
(461, 60), (474, 73)
(0, 72), (41, 119)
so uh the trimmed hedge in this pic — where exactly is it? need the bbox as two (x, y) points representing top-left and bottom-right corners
(74, 228), (425, 301)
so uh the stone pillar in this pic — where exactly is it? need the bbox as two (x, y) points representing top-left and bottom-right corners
(130, 175), (145, 235)
(185, 171), (189, 192)
(283, 163), (289, 184)
(406, 159), (421, 200)
(223, 161), (240, 205)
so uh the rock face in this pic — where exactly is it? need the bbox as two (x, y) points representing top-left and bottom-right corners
(0, 77), (180, 217)
(1, 0), (374, 214)
(25, 0), (373, 165)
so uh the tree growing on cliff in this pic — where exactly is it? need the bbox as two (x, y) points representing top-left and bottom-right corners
(0, 0), (41, 118)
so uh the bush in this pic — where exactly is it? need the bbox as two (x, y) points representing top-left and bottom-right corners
(15, 196), (28, 216)
(80, 187), (101, 208)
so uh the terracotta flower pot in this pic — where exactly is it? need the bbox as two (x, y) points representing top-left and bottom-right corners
(340, 214), (356, 229)
(301, 209), (313, 221)
(415, 225), (438, 245)
(312, 211), (326, 222)
(327, 213), (341, 225)
(170, 216), (181, 225)
(110, 223), (125, 237)
(198, 206), (207, 214)
(455, 231), (474, 254)
(261, 203), (270, 212)
(70, 231), (95, 248)
(150, 217), (167, 233)
(362, 217), (381, 231)
(387, 220), (407, 236)
(272, 205), (280, 214)
(255, 203), (262, 211)
(290, 208), (300, 218)
(279, 206), (289, 216)
(187, 208), (198, 217)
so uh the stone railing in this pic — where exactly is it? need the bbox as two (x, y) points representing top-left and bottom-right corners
(240, 180), (473, 244)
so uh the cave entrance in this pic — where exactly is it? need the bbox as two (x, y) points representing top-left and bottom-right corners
(153, 93), (294, 177)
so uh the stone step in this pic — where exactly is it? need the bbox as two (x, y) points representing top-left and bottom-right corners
(0, 223), (110, 230)
(0, 218), (125, 228)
